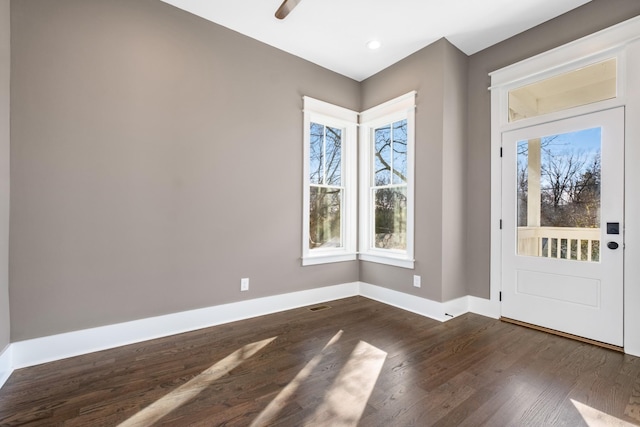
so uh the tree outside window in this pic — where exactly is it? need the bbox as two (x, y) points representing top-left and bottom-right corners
(372, 120), (408, 250)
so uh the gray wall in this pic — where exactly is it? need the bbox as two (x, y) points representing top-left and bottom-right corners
(360, 39), (469, 303)
(9, 0), (360, 341)
(0, 0), (10, 352)
(8, 0), (640, 342)
(465, 0), (640, 298)
(441, 42), (468, 302)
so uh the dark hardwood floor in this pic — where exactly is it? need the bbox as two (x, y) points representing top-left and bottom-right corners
(1, 296), (639, 426)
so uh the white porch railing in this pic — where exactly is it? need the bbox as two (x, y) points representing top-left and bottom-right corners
(518, 226), (601, 261)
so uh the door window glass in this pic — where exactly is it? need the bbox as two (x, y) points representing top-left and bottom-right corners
(517, 127), (601, 261)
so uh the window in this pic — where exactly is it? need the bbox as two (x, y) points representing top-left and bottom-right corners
(302, 92), (416, 268)
(508, 58), (617, 122)
(302, 97), (357, 265)
(359, 92), (416, 268)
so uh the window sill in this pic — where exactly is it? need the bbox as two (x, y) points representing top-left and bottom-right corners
(359, 253), (415, 269)
(302, 252), (357, 266)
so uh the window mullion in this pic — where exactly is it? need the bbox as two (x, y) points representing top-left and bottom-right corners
(322, 125), (327, 185)
(390, 122), (395, 182)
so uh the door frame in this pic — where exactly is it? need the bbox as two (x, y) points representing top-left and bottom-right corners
(489, 16), (640, 356)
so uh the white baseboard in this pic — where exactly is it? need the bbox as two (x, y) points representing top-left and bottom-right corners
(358, 283), (500, 321)
(358, 282), (470, 322)
(468, 296), (501, 319)
(11, 282), (359, 369)
(6, 282), (499, 380)
(0, 345), (11, 388)
(0, 344), (13, 387)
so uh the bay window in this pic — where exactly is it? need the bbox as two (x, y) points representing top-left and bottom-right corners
(302, 92), (415, 268)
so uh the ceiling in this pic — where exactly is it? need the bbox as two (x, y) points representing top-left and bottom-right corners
(160, 0), (592, 82)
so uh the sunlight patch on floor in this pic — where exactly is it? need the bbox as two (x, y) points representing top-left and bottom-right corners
(250, 330), (344, 426)
(303, 340), (387, 426)
(118, 336), (277, 427)
(571, 399), (637, 427)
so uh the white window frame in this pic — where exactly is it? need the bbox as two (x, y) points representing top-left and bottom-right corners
(302, 96), (358, 266)
(359, 91), (416, 269)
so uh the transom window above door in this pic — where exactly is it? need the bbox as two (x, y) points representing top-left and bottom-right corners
(508, 58), (617, 122)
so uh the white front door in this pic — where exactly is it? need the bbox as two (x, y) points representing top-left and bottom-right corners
(501, 107), (624, 346)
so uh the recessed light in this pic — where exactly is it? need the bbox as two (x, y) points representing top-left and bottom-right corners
(366, 40), (382, 50)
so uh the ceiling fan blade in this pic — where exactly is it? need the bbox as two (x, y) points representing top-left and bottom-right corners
(275, 0), (301, 20)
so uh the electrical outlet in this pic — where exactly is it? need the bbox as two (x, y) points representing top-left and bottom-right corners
(413, 275), (421, 288)
(241, 278), (249, 292)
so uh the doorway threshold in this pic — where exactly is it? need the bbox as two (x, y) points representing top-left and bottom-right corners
(501, 317), (623, 353)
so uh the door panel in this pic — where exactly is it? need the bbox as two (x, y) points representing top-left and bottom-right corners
(516, 270), (600, 307)
(502, 108), (624, 346)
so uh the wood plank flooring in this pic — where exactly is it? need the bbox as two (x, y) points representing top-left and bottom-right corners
(1, 296), (640, 426)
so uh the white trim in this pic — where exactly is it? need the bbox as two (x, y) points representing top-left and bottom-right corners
(490, 86), (504, 318)
(301, 253), (357, 266)
(490, 50), (625, 97)
(11, 283), (359, 369)
(360, 91), (417, 123)
(498, 97), (625, 134)
(489, 16), (640, 88)
(359, 253), (414, 269)
(302, 96), (358, 123)
(468, 296), (501, 320)
(623, 39), (640, 358)
(0, 345), (12, 388)
(358, 282), (468, 322)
